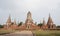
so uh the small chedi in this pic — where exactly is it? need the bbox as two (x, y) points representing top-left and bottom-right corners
(41, 14), (56, 29)
(4, 11), (56, 30)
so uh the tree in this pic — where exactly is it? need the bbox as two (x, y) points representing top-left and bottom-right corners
(11, 22), (14, 25)
(38, 23), (43, 27)
(0, 25), (4, 28)
(57, 26), (60, 28)
(18, 22), (23, 26)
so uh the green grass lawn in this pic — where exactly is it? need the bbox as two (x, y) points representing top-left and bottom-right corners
(0, 29), (15, 35)
(33, 30), (60, 36)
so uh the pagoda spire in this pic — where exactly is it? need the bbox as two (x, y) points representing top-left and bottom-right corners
(14, 19), (16, 25)
(27, 11), (32, 20)
(6, 14), (11, 28)
(6, 14), (11, 23)
(43, 18), (46, 25)
(47, 13), (53, 25)
(25, 11), (34, 29)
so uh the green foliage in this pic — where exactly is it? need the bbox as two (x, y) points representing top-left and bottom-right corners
(57, 26), (60, 28)
(38, 23), (43, 27)
(0, 25), (3, 28)
(18, 22), (23, 26)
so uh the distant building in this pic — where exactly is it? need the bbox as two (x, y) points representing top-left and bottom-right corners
(4, 15), (18, 29)
(41, 14), (56, 29)
(47, 14), (56, 29)
(4, 11), (56, 30)
(41, 18), (48, 29)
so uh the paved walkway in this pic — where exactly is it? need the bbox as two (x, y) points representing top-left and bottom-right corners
(0, 31), (34, 36)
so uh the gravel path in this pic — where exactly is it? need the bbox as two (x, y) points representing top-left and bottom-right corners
(0, 31), (33, 36)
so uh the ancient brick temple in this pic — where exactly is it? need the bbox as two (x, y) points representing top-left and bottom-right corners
(41, 14), (56, 29)
(4, 15), (18, 29)
(19, 11), (39, 30)
(4, 11), (56, 30)
(47, 14), (56, 29)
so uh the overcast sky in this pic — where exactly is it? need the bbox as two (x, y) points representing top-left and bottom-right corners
(0, 0), (60, 26)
